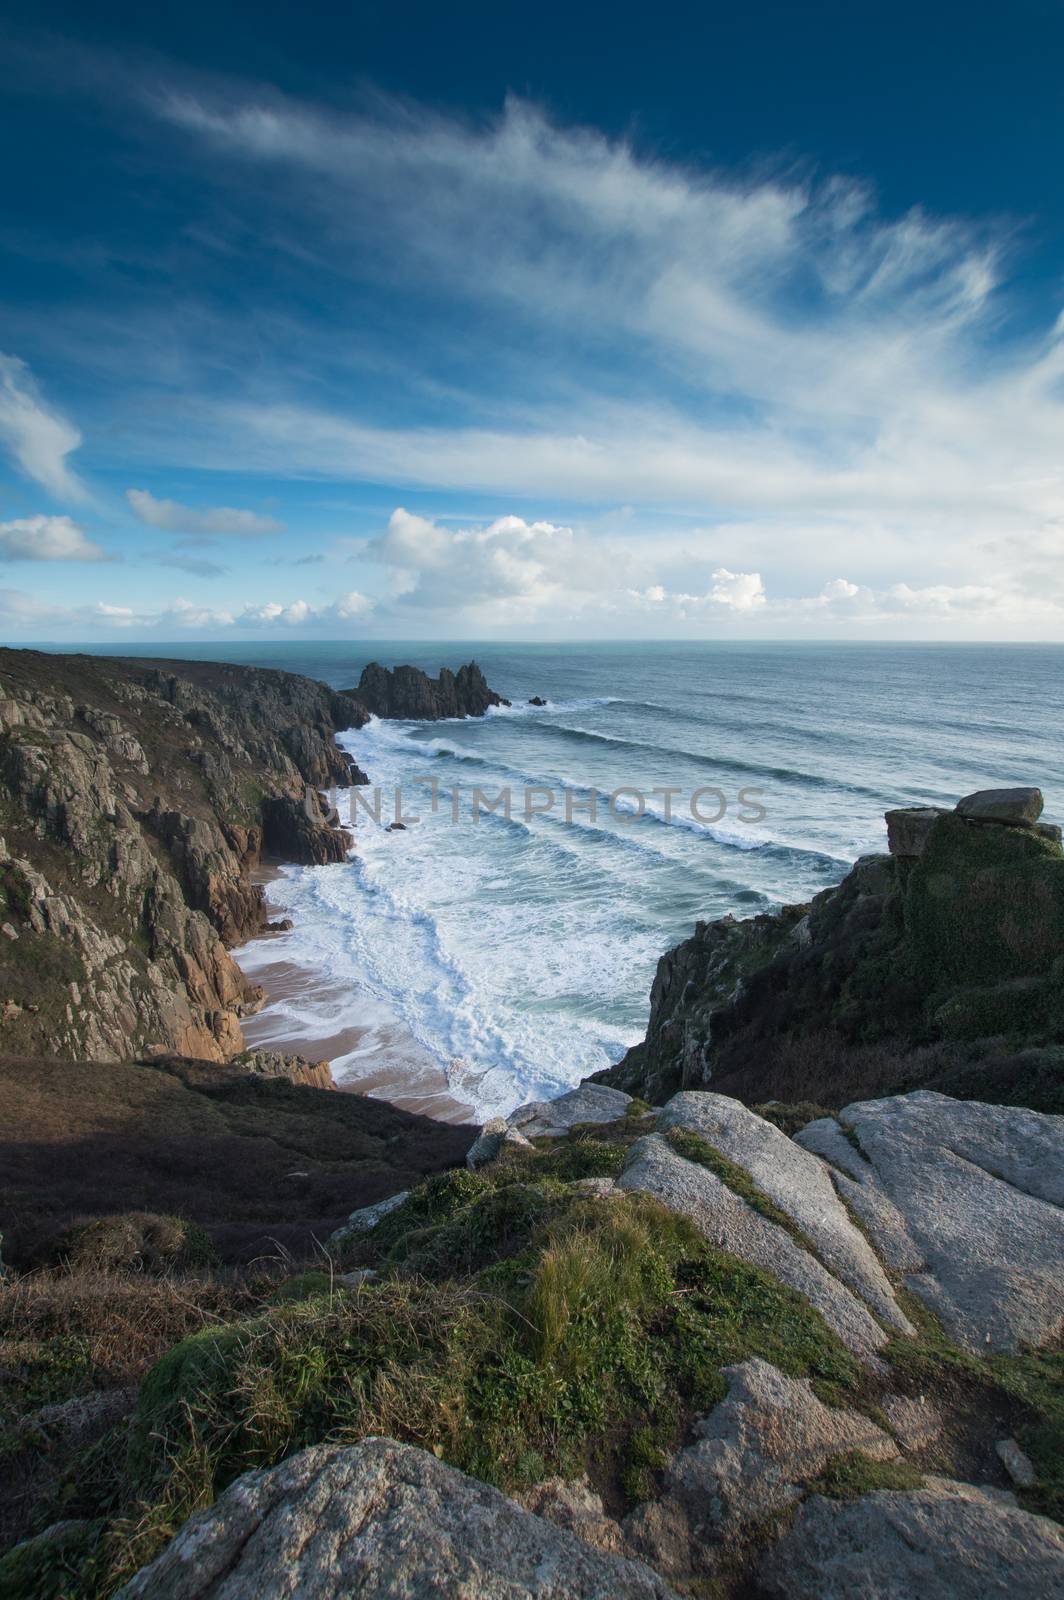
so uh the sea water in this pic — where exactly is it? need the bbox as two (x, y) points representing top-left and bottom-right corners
(74, 641), (1064, 1118)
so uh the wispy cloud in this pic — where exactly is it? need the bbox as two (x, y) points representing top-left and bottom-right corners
(0, 355), (88, 503)
(126, 487), (284, 537)
(0, 514), (105, 562)
(6, 73), (1064, 636)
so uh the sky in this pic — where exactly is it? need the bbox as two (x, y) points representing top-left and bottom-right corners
(1, 1), (1064, 642)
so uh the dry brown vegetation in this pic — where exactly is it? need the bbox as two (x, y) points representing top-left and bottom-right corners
(0, 1053), (473, 1268)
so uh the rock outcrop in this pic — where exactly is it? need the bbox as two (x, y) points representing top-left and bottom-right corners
(0, 650), (365, 1063)
(115, 1438), (677, 1599)
(617, 1128), (890, 1361)
(797, 1089), (1064, 1352)
(352, 659), (510, 719)
(625, 1358), (898, 1582)
(757, 1477), (1064, 1598)
(596, 786), (1064, 1110)
(657, 1092), (912, 1332)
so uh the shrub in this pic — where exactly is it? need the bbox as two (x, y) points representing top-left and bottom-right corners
(50, 1214), (218, 1276)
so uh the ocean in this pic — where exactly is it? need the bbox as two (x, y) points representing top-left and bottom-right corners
(70, 641), (1064, 1119)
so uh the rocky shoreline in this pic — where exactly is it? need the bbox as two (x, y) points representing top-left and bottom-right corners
(0, 650), (1062, 1597)
(0, 650), (500, 1069)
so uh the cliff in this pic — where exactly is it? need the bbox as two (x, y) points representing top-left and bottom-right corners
(352, 659), (509, 719)
(594, 786), (1064, 1112)
(0, 649), (371, 1064)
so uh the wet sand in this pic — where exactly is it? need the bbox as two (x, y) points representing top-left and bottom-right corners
(236, 864), (477, 1126)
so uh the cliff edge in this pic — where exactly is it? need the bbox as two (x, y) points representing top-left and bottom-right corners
(594, 786), (1064, 1112)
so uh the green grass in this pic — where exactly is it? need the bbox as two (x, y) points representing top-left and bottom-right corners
(753, 1102), (833, 1138)
(811, 1450), (925, 1499)
(58, 1187), (859, 1595)
(884, 1293), (1064, 1521)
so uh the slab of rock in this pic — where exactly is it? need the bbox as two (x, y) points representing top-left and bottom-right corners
(508, 1082), (633, 1140)
(996, 1438), (1037, 1488)
(466, 1117), (534, 1170)
(518, 1476), (626, 1554)
(617, 1134), (889, 1362)
(326, 1189), (409, 1248)
(757, 1477), (1064, 1598)
(116, 1438), (677, 1598)
(955, 787), (1044, 826)
(882, 1394), (943, 1452)
(797, 1092), (1064, 1352)
(658, 1093), (912, 1331)
(885, 806), (947, 857)
(625, 1359), (896, 1581)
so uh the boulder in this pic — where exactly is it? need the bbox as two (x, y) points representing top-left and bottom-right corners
(466, 1117), (534, 1170)
(625, 1359), (897, 1581)
(115, 1438), (678, 1598)
(885, 806), (946, 857)
(616, 1133), (889, 1362)
(881, 1394), (943, 1452)
(518, 1476), (626, 1554)
(996, 1438), (1037, 1488)
(955, 787), (1044, 826)
(327, 1189), (409, 1247)
(757, 1477), (1064, 1598)
(657, 1094), (912, 1330)
(797, 1091), (1064, 1352)
(508, 1082), (633, 1139)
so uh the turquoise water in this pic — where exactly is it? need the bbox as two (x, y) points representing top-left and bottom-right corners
(63, 641), (1064, 1115)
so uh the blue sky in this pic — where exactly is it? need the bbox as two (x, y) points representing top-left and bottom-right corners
(2, 0), (1064, 640)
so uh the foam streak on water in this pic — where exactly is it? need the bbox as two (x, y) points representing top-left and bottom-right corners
(228, 643), (1064, 1121)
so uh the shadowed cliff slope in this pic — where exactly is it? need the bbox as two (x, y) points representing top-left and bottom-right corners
(595, 788), (1064, 1111)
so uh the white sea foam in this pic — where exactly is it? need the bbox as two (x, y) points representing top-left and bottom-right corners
(241, 685), (868, 1121)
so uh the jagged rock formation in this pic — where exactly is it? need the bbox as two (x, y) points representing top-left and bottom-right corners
(623, 1358), (898, 1583)
(595, 786), (1064, 1110)
(352, 659), (509, 719)
(116, 1438), (676, 1599)
(0, 650), (367, 1063)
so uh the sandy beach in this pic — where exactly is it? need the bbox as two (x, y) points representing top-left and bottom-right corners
(236, 865), (477, 1126)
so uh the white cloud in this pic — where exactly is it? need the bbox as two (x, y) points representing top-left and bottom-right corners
(0, 514), (105, 562)
(126, 487), (283, 537)
(708, 568), (766, 611)
(136, 88), (1064, 635)
(0, 355), (87, 503)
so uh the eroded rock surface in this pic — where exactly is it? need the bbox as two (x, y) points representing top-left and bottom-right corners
(625, 1359), (897, 1581)
(508, 1082), (633, 1140)
(798, 1091), (1064, 1351)
(658, 1092), (912, 1331)
(758, 1477), (1064, 1598)
(115, 1438), (678, 1599)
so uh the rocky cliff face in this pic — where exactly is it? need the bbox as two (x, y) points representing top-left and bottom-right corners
(0, 650), (369, 1064)
(353, 659), (509, 719)
(596, 787), (1064, 1111)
